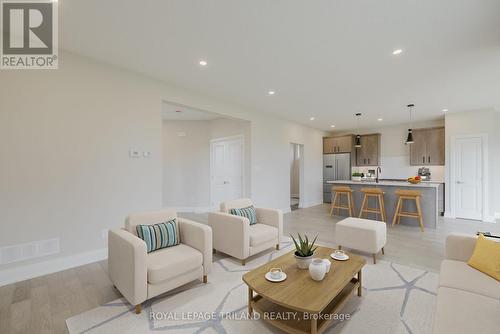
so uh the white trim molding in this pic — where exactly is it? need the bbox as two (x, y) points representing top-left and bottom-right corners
(0, 248), (107, 287)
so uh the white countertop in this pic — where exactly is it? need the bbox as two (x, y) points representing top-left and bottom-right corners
(326, 180), (441, 188)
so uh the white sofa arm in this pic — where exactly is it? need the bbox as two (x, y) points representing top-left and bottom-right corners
(108, 229), (147, 306)
(178, 218), (213, 275)
(445, 233), (477, 262)
(208, 212), (250, 260)
(256, 207), (283, 244)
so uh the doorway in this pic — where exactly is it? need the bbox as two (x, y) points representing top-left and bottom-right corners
(450, 134), (488, 221)
(290, 143), (304, 211)
(210, 135), (244, 211)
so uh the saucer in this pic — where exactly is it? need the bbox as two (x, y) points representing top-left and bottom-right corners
(265, 271), (287, 282)
(330, 252), (350, 261)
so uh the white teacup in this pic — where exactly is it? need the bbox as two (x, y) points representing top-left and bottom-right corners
(269, 268), (282, 279)
(333, 249), (347, 259)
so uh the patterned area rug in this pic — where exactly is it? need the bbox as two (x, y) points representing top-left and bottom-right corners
(66, 240), (438, 334)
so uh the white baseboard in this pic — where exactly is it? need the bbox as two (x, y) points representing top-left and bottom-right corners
(0, 248), (107, 287)
(176, 206), (211, 214)
(495, 212), (500, 220)
(281, 207), (292, 214)
(300, 201), (323, 209)
(483, 216), (495, 223)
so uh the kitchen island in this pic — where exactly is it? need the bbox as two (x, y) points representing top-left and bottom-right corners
(326, 180), (442, 229)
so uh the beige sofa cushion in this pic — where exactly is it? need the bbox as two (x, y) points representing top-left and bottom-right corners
(249, 224), (277, 246)
(146, 244), (202, 284)
(433, 287), (500, 334)
(440, 260), (500, 299)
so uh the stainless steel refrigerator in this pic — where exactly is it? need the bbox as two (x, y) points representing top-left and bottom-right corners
(323, 153), (351, 203)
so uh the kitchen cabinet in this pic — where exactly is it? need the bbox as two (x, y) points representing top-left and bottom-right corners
(410, 127), (445, 166)
(356, 134), (380, 166)
(323, 135), (353, 154)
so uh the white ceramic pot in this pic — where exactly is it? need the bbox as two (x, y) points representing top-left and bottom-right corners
(294, 252), (314, 269)
(352, 176), (362, 182)
(309, 258), (327, 281)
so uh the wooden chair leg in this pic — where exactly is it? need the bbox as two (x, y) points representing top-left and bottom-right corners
(347, 192), (352, 217)
(381, 247), (385, 255)
(392, 197), (401, 226)
(372, 254), (377, 264)
(378, 195), (385, 222)
(397, 199), (402, 225)
(380, 195), (387, 222)
(350, 193), (356, 217)
(203, 275), (208, 283)
(415, 197), (424, 232)
(359, 195), (367, 218)
(135, 304), (142, 314)
(330, 192), (338, 216)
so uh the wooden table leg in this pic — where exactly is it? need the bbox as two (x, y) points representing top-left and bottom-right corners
(248, 287), (253, 317)
(311, 316), (318, 334)
(357, 269), (362, 297)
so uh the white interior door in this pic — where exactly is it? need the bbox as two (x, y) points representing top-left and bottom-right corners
(454, 136), (483, 220)
(210, 137), (243, 210)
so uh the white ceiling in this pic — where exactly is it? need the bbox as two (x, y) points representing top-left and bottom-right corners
(162, 102), (220, 121)
(60, 0), (500, 131)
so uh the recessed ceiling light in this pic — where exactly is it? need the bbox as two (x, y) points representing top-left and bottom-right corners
(392, 49), (403, 55)
(268, 91), (275, 95)
(330, 125), (335, 128)
(442, 108), (448, 112)
(199, 60), (208, 66)
(377, 118), (383, 121)
(310, 117), (315, 121)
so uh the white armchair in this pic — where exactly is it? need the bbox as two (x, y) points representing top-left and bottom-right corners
(108, 209), (212, 314)
(208, 198), (283, 265)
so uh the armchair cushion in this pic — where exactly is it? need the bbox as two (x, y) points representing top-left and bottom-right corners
(125, 209), (177, 236)
(146, 244), (203, 284)
(136, 219), (179, 253)
(250, 224), (278, 246)
(220, 198), (253, 213)
(230, 205), (257, 225)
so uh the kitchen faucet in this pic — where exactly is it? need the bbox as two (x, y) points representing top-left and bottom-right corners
(376, 167), (382, 183)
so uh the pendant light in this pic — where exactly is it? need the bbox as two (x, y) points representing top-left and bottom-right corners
(355, 113), (362, 148)
(405, 104), (415, 144)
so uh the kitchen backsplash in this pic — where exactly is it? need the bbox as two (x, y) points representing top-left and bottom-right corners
(351, 155), (445, 182)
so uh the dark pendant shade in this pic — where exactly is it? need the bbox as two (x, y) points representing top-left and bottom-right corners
(355, 134), (362, 147)
(406, 129), (414, 144)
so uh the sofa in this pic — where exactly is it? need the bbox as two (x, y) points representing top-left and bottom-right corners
(208, 198), (282, 265)
(108, 209), (212, 314)
(432, 233), (500, 334)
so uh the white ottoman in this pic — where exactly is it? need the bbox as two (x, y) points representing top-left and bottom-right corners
(335, 217), (387, 264)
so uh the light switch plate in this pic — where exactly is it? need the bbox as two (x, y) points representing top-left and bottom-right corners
(143, 151), (151, 158)
(129, 149), (140, 158)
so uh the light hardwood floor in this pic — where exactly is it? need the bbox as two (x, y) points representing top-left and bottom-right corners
(1, 204), (498, 334)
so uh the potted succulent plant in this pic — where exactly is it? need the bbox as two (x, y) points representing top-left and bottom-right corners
(291, 233), (318, 269)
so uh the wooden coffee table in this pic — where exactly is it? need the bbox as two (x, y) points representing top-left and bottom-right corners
(242, 246), (366, 334)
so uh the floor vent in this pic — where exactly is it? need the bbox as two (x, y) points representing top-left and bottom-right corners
(0, 238), (60, 265)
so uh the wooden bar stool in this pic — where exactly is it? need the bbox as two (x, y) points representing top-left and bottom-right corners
(358, 188), (387, 222)
(330, 186), (355, 217)
(392, 189), (424, 232)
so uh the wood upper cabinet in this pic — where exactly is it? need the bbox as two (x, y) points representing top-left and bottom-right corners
(356, 134), (380, 166)
(323, 135), (353, 154)
(409, 127), (445, 166)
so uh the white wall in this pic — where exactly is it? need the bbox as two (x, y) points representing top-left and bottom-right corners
(332, 120), (445, 181)
(444, 110), (499, 220)
(162, 118), (251, 211)
(162, 121), (211, 210)
(0, 51), (325, 282)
